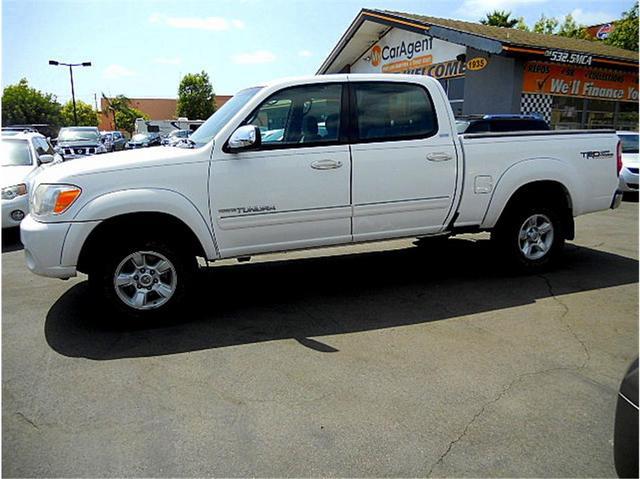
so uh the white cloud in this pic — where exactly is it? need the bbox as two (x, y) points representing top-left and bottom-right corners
(569, 8), (615, 26)
(232, 50), (277, 64)
(149, 13), (245, 31)
(153, 56), (182, 65)
(103, 64), (136, 79)
(455, 0), (548, 20)
(298, 50), (313, 57)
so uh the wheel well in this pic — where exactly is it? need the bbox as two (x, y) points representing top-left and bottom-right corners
(498, 181), (575, 240)
(77, 212), (207, 274)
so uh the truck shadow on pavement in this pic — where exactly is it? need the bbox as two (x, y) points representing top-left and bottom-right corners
(45, 239), (638, 360)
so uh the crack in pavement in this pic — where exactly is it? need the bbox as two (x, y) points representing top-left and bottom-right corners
(538, 274), (591, 368)
(425, 366), (577, 476)
(15, 411), (40, 431)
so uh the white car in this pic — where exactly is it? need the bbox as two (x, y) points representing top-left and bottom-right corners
(20, 74), (621, 316)
(2, 132), (62, 228)
(617, 131), (639, 193)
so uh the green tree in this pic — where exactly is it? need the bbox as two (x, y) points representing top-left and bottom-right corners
(557, 14), (588, 38)
(533, 14), (559, 34)
(60, 100), (98, 126)
(480, 10), (519, 28)
(2, 78), (62, 126)
(604, 2), (639, 51)
(515, 17), (530, 31)
(114, 107), (148, 136)
(104, 94), (148, 135)
(176, 71), (216, 120)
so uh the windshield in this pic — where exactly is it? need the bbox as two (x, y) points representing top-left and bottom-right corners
(1, 139), (32, 166)
(58, 128), (100, 142)
(619, 134), (639, 154)
(189, 86), (263, 147)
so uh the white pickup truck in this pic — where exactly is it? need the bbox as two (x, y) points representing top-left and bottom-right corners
(21, 74), (623, 316)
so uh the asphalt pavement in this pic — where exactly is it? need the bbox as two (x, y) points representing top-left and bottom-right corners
(2, 201), (638, 477)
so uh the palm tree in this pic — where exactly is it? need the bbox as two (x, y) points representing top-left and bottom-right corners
(480, 10), (519, 28)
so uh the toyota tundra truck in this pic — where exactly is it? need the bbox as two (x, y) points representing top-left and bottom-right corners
(20, 74), (623, 316)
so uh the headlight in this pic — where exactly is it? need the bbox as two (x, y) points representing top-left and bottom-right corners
(31, 184), (82, 218)
(2, 183), (27, 200)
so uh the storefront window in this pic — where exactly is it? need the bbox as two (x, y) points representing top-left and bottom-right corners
(617, 102), (639, 131)
(551, 96), (583, 130)
(585, 99), (615, 129)
(550, 96), (638, 131)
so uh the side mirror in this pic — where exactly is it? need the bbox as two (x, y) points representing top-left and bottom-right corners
(228, 125), (261, 152)
(39, 154), (55, 164)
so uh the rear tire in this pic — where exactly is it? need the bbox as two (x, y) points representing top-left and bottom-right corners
(492, 204), (564, 271)
(89, 238), (195, 319)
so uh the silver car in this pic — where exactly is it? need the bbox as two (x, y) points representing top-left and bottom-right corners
(618, 131), (639, 193)
(2, 132), (62, 228)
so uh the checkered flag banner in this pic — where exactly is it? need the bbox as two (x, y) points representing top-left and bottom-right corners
(521, 93), (552, 124)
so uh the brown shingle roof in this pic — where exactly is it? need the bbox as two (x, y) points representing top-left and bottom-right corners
(380, 9), (638, 63)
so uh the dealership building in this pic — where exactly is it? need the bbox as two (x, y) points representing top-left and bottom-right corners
(318, 9), (638, 130)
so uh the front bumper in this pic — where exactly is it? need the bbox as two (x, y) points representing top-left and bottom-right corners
(2, 195), (29, 228)
(20, 215), (76, 279)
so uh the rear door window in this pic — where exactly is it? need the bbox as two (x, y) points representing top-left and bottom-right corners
(352, 82), (438, 142)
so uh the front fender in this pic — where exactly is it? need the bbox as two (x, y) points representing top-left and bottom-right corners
(480, 157), (580, 229)
(67, 188), (218, 260)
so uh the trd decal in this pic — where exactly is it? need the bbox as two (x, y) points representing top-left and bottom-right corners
(580, 150), (614, 159)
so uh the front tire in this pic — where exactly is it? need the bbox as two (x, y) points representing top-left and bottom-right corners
(492, 205), (564, 271)
(89, 239), (195, 318)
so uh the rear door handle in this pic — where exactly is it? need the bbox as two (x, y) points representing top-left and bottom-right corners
(426, 152), (453, 162)
(311, 159), (343, 170)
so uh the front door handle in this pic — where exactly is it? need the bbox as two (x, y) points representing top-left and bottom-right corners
(311, 159), (343, 170)
(426, 152), (453, 162)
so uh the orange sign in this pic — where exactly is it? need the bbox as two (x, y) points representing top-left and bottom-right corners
(371, 45), (382, 67)
(466, 57), (487, 71)
(523, 61), (639, 102)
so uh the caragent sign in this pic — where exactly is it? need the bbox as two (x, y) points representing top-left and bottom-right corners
(354, 29), (467, 79)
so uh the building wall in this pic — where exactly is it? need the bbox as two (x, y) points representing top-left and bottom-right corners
(462, 48), (524, 115)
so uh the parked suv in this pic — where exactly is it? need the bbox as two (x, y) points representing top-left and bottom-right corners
(100, 131), (127, 152)
(54, 126), (106, 160)
(456, 114), (550, 134)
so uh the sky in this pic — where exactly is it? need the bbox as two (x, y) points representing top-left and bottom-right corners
(1, 0), (633, 107)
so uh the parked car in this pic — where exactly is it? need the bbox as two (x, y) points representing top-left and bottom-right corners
(161, 129), (191, 146)
(54, 126), (106, 160)
(456, 114), (551, 134)
(614, 357), (638, 478)
(617, 131), (639, 194)
(125, 132), (162, 149)
(100, 131), (127, 152)
(2, 131), (62, 228)
(20, 74), (621, 316)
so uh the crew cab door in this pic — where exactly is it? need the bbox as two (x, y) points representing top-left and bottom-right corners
(349, 80), (458, 241)
(210, 82), (351, 257)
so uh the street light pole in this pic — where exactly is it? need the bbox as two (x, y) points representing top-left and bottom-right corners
(69, 65), (77, 125)
(49, 60), (92, 126)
